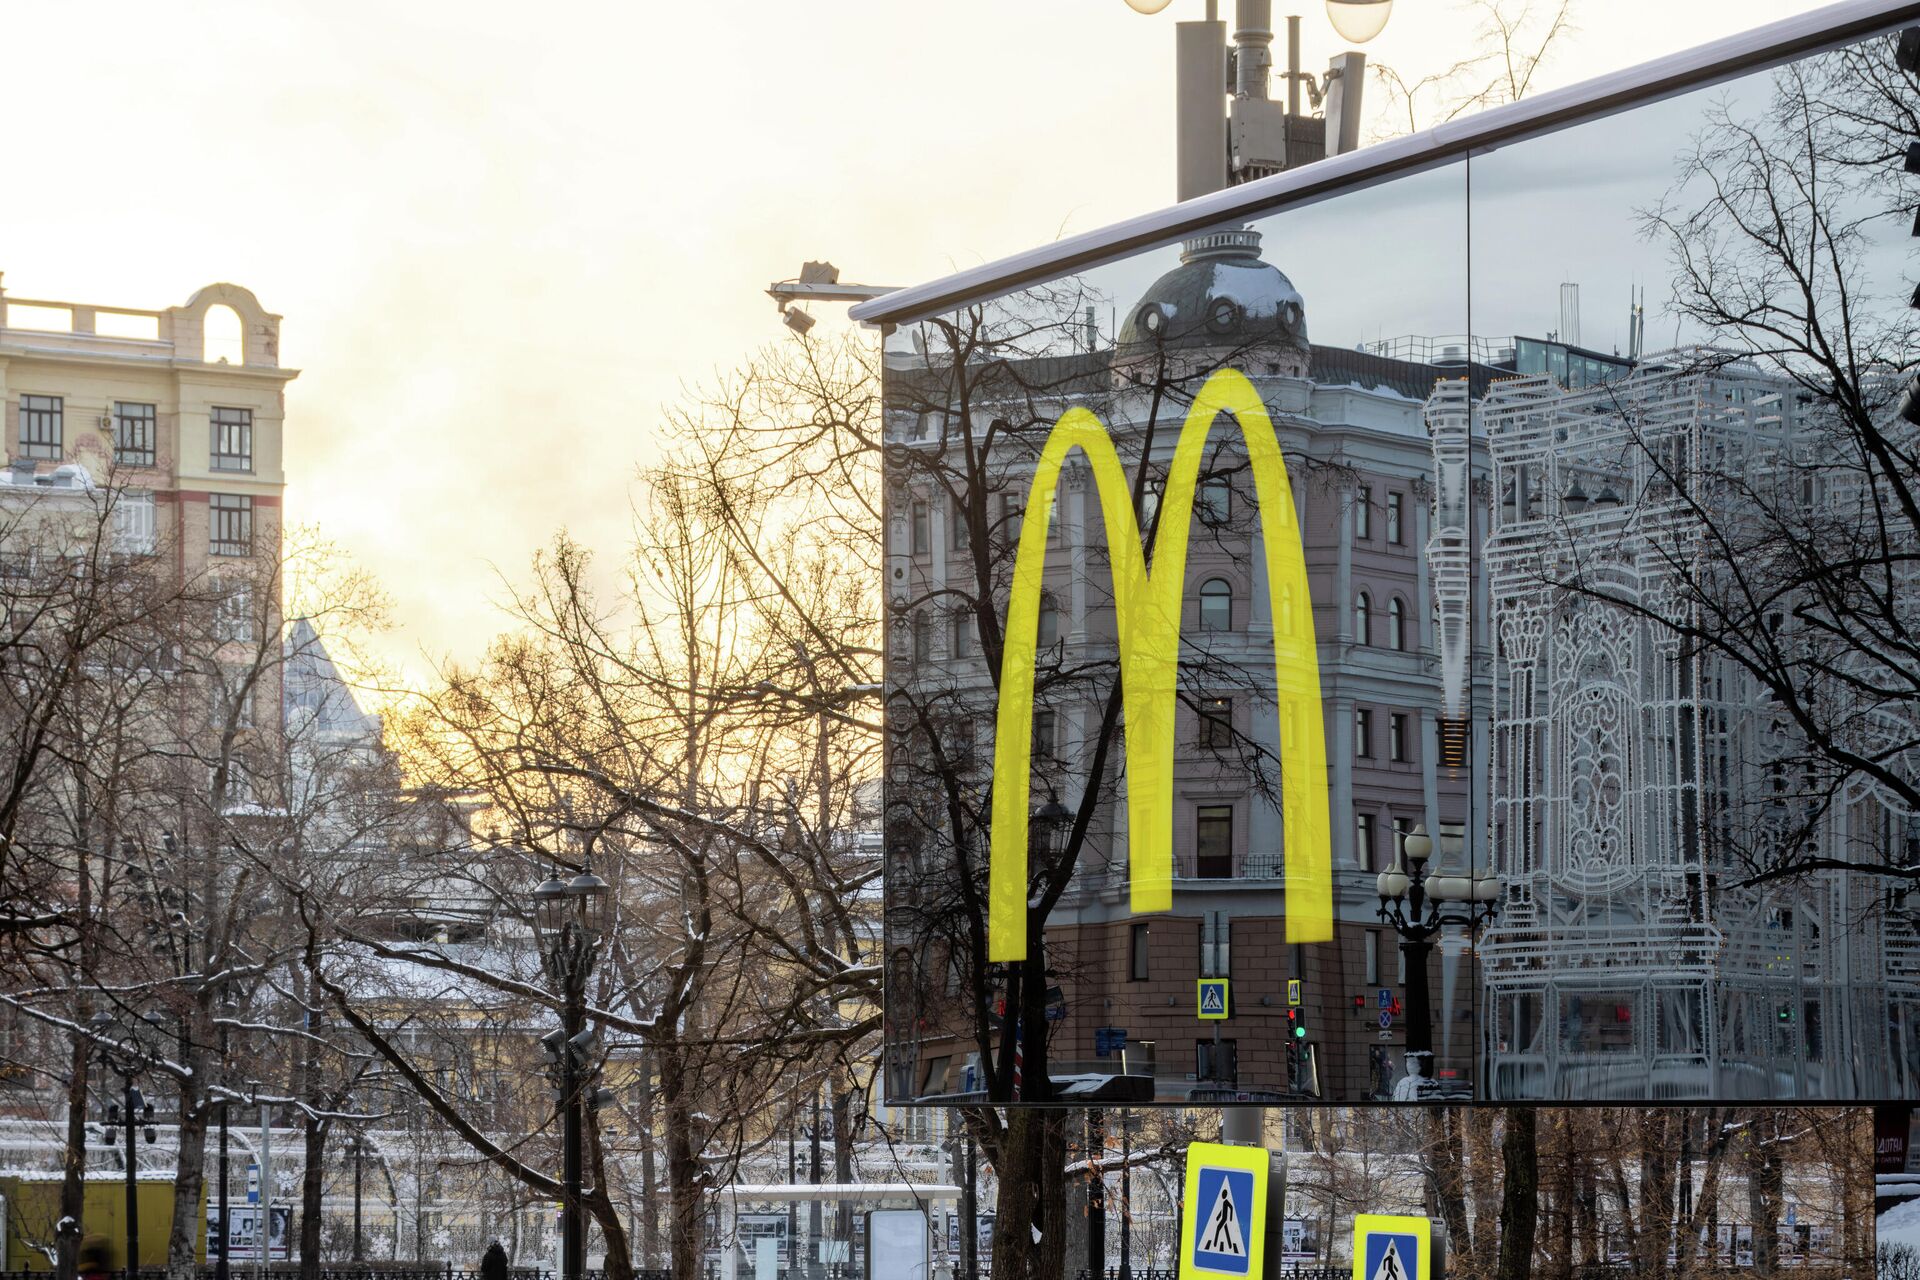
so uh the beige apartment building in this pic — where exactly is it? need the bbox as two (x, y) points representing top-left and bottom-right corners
(0, 272), (295, 723)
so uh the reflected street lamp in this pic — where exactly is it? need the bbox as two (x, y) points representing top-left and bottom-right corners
(1375, 823), (1499, 1097)
(530, 867), (610, 1280)
(90, 1013), (157, 1280)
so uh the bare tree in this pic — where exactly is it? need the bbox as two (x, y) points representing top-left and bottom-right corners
(1370, 0), (1578, 138)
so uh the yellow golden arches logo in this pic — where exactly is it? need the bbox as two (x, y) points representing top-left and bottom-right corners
(988, 367), (1332, 962)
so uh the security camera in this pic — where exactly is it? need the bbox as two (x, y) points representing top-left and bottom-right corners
(781, 306), (816, 336)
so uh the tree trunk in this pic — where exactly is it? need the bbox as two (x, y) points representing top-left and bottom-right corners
(988, 1109), (1069, 1280)
(637, 1053), (658, 1270)
(299, 1117), (327, 1280)
(57, 1024), (91, 1280)
(585, 1104), (635, 1280)
(166, 1020), (208, 1279)
(1467, 1110), (1500, 1280)
(661, 1052), (703, 1280)
(1428, 1110), (1472, 1266)
(1495, 1108), (1537, 1280)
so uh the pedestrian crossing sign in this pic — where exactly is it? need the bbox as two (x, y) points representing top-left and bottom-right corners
(1181, 1142), (1269, 1279)
(1354, 1215), (1430, 1280)
(1198, 977), (1231, 1020)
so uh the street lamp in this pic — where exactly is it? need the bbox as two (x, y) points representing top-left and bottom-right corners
(341, 1132), (368, 1263)
(91, 1013), (156, 1280)
(1375, 823), (1499, 1097)
(530, 866), (610, 1280)
(1325, 0), (1393, 43)
(214, 988), (236, 1280)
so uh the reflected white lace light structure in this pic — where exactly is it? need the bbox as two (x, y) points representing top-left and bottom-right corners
(1436, 354), (1915, 1100)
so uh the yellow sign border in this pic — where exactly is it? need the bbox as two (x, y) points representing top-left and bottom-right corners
(1197, 977), (1231, 1021)
(1353, 1213), (1431, 1280)
(1180, 1141), (1269, 1280)
(986, 368), (1333, 961)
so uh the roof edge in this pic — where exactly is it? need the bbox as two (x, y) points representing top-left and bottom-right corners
(851, 0), (1920, 326)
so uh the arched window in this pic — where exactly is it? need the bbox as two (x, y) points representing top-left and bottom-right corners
(1199, 578), (1232, 631)
(1354, 592), (1371, 645)
(203, 304), (244, 366)
(1388, 597), (1405, 651)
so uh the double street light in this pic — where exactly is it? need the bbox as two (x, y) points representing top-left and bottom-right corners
(1375, 823), (1500, 1097)
(530, 867), (611, 1280)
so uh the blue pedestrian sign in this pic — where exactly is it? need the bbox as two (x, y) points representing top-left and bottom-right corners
(1379, 988), (1392, 1009)
(1353, 1215), (1430, 1280)
(1181, 1142), (1270, 1280)
(1198, 978), (1230, 1020)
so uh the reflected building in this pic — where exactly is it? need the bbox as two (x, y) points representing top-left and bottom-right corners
(884, 230), (1483, 1104)
(1442, 356), (1920, 1098)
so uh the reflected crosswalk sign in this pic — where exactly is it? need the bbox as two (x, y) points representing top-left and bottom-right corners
(1354, 1215), (1430, 1280)
(1198, 978), (1230, 1020)
(1181, 1142), (1269, 1280)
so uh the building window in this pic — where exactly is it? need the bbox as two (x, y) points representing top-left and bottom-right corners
(1200, 910), (1231, 978)
(1364, 930), (1380, 987)
(209, 494), (253, 557)
(1130, 923), (1150, 981)
(1197, 1039), (1237, 1083)
(1387, 491), (1404, 545)
(1397, 943), (1408, 986)
(1392, 818), (1410, 869)
(112, 492), (156, 556)
(215, 583), (256, 645)
(1196, 804), (1232, 878)
(1388, 597), (1406, 651)
(1037, 595), (1060, 648)
(1356, 811), (1375, 872)
(1032, 709), (1056, 760)
(210, 407), (253, 472)
(950, 503), (970, 552)
(1199, 697), (1232, 749)
(1355, 485), (1372, 539)
(911, 500), (930, 555)
(950, 611), (972, 660)
(1356, 709), (1373, 759)
(1002, 494), (1023, 545)
(912, 612), (931, 662)
(1389, 713), (1409, 763)
(114, 402), (156, 467)
(18, 395), (62, 460)
(1198, 474), (1231, 524)
(1199, 578), (1232, 631)
(1354, 592), (1371, 645)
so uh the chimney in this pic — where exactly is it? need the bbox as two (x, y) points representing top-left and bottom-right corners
(8, 457), (35, 487)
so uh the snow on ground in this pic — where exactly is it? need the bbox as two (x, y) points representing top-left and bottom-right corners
(1879, 1196), (1920, 1251)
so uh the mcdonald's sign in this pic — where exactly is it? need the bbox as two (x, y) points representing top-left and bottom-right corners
(989, 368), (1333, 961)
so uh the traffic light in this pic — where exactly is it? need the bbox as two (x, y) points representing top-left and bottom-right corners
(1286, 1008), (1306, 1040)
(1778, 1004), (1794, 1024)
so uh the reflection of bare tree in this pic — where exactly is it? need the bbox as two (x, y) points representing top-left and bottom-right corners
(882, 262), (1347, 1278)
(1552, 35), (1920, 886)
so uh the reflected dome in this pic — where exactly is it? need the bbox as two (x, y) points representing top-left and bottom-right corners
(1115, 228), (1310, 378)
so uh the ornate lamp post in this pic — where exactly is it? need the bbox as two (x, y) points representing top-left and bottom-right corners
(531, 867), (610, 1280)
(1375, 823), (1499, 1097)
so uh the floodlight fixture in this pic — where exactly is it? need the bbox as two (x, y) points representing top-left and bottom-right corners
(781, 305), (816, 336)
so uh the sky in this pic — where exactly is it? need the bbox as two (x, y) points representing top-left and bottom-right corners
(0, 0), (1837, 687)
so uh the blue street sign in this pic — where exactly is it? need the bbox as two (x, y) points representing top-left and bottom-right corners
(1198, 978), (1230, 1020)
(1095, 1027), (1128, 1057)
(1379, 1010), (1392, 1030)
(1378, 988), (1392, 1009)
(1191, 1166), (1255, 1275)
(1353, 1215), (1430, 1280)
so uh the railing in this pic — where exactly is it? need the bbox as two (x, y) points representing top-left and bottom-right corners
(0, 1268), (669, 1280)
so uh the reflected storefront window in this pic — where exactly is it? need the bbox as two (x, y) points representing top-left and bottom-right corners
(875, 18), (1919, 1104)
